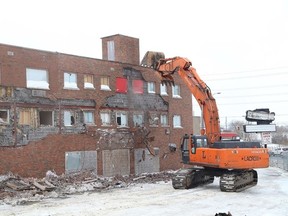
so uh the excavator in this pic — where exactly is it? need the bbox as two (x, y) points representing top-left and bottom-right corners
(141, 51), (269, 192)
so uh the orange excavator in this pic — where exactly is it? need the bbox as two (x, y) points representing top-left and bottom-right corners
(141, 52), (269, 192)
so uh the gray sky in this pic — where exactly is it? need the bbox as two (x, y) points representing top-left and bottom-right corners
(1, 0), (288, 126)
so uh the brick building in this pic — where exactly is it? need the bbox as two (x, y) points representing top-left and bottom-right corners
(0, 34), (194, 178)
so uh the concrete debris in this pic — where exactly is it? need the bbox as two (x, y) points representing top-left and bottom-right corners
(0, 170), (175, 205)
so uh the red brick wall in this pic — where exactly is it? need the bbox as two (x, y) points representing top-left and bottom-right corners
(0, 134), (98, 178)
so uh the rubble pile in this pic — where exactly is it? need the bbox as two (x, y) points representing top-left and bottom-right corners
(0, 170), (174, 205)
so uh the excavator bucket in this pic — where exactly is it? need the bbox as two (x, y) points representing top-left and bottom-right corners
(141, 51), (174, 85)
(141, 51), (165, 69)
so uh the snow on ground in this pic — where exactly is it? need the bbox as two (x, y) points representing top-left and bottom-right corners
(0, 167), (288, 216)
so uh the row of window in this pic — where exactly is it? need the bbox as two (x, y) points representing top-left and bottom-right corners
(26, 68), (182, 97)
(0, 109), (183, 128)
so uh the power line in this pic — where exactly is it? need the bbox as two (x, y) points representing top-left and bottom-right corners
(216, 92), (288, 98)
(213, 84), (288, 91)
(204, 71), (288, 81)
(202, 66), (288, 76)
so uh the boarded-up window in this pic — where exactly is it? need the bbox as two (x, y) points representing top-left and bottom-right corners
(84, 74), (94, 89)
(116, 77), (127, 93)
(132, 80), (144, 94)
(100, 76), (111, 91)
(107, 41), (115, 61)
(65, 151), (97, 174)
(19, 110), (31, 125)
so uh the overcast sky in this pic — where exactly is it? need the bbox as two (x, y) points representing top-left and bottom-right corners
(1, 0), (288, 127)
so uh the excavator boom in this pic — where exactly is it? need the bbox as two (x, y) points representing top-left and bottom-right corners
(142, 51), (220, 145)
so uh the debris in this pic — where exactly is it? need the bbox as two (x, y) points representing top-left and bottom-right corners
(33, 180), (55, 191)
(0, 170), (175, 205)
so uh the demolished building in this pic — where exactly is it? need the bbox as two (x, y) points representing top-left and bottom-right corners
(0, 34), (194, 178)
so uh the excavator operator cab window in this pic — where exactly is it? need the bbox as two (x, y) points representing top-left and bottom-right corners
(192, 136), (208, 152)
(197, 138), (208, 148)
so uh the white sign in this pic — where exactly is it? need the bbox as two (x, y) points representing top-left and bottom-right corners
(261, 132), (272, 144)
(244, 124), (276, 133)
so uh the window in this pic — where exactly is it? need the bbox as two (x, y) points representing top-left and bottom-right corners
(160, 83), (168, 96)
(26, 68), (49, 89)
(133, 113), (144, 127)
(39, 111), (53, 126)
(173, 115), (182, 128)
(107, 41), (115, 61)
(148, 82), (155, 93)
(100, 111), (111, 126)
(64, 72), (79, 90)
(0, 110), (9, 124)
(172, 84), (181, 98)
(116, 112), (128, 127)
(132, 80), (144, 94)
(160, 114), (168, 126)
(64, 111), (75, 126)
(83, 111), (94, 125)
(84, 74), (94, 89)
(100, 76), (111, 91)
(116, 77), (128, 93)
(19, 110), (31, 125)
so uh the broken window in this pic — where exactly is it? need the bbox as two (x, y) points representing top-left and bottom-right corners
(64, 111), (75, 126)
(100, 111), (111, 126)
(160, 114), (168, 126)
(149, 113), (159, 126)
(39, 111), (53, 126)
(132, 80), (144, 94)
(19, 110), (31, 125)
(116, 112), (128, 127)
(100, 76), (111, 91)
(160, 83), (168, 96)
(64, 72), (79, 90)
(147, 82), (155, 94)
(0, 110), (9, 124)
(172, 84), (181, 98)
(26, 68), (49, 90)
(173, 115), (182, 128)
(84, 74), (94, 89)
(107, 41), (115, 61)
(83, 111), (94, 125)
(133, 113), (144, 127)
(116, 77), (128, 93)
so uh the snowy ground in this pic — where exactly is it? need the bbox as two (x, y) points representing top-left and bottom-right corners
(1, 167), (288, 216)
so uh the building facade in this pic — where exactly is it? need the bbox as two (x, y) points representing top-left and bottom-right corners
(0, 34), (194, 178)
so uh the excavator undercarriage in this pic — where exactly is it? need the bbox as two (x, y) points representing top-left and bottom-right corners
(172, 167), (258, 192)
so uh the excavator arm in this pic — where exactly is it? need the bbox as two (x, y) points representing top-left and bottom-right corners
(141, 52), (220, 145)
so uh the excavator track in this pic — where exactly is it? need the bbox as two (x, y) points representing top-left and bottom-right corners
(172, 168), (214, 189)
(220, 170), (258, 192)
